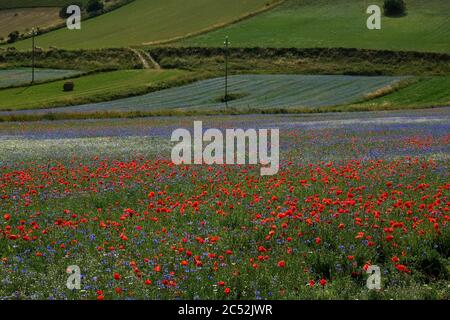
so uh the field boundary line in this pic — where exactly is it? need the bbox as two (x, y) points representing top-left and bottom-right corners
(1, 105), (448, 123)
(141, 0), (286, 46)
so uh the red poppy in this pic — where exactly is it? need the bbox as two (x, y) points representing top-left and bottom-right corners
(395, 264), (410, 273)
(3, 214), (10, 221)
(278, 260), (286, 268)
(224, 287), (231, 295)
(113, 272), (121, 280)
(319, 278), (327, 287)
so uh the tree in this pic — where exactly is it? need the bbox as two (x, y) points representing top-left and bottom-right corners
(7, 31), (20, 44)
(384, 0), (407, 17)
(86, 0), (104, 13)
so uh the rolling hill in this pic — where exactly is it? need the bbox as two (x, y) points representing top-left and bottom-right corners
(180, 0), (450, 53)
(9, 0), (275, 49)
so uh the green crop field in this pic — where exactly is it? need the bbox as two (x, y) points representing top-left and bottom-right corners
(0, 69), (189, 110)
(357, 76), (450, 109)
(0, 74), (408, 115)
(0, 0), (88, 9)
(0, 68), (82, 88)
(180, 0), (450, 53)
(9, 0), (273, 50)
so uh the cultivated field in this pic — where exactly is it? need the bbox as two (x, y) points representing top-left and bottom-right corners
(0, 0), (448, 302)
(0, 68), (82, 88)
(355, 76), (450, 110)
(0, 69), (189, 111)
(180, 0), (450, 53)
(0, 7), (62, 39)
(9, 0), (275, 49)
(0, 74), (407, 114)
(0, 108), (448, 299)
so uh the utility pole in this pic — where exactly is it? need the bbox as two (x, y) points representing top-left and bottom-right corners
(224, 36), (230, 107)
(31, 28), (36, 85)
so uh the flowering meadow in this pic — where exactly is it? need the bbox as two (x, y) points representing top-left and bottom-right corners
(0, 108), (449, 300)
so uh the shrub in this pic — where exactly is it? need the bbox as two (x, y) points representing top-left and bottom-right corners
(384, 0), (407, 17)
(7, 31), (20, 44)
(63, 81), (75, 92)
(412, 250), (449, 281)
(86, 0), (104, 13)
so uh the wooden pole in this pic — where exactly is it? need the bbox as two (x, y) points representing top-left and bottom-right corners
(31, 28), (35, 85)
(224, 36), (230, 107)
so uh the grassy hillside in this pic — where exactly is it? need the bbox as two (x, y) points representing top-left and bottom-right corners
(9, 0), (273, 49)
(180, 0), (450, 53)
(0, 69), (189, 110)
(0, 1), (88, 9)
(0, 8), (62, 38)
(357, 76), (450, 109)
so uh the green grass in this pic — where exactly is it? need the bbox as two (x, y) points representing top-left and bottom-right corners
(180, 0), (450, 53)
(9, 0), (273, 49)
(0, 0), (88, 9)
(354, 76), (450, 109)
(0, 69), (190, 110)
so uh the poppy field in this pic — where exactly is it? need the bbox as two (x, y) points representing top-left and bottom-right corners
(0, 108), (449, 300)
